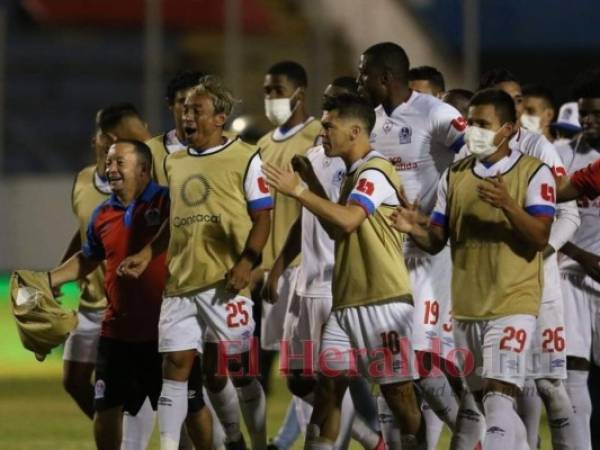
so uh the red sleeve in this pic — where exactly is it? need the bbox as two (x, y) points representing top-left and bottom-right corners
(571, 159), (600, 200)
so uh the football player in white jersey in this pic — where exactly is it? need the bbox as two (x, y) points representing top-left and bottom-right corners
(357, 42), (466, 448)
(554, 69), (600, 450)
(264, 77), (381, 450)
(466, 71), (582, 450)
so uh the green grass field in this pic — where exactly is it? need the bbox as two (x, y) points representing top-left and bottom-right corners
(0, 274), (553, 449)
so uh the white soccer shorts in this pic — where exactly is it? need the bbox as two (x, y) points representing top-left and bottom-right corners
(452, 314), (537, 392)
(281, 293), (332, 372)
(261, 265), (299, 351)
(319, 301), (415, 385)
(406, 246), (454, 360)
(63, 308), (104, 363)
(159, 282), (255, 355)
(560, 271), (600, 365)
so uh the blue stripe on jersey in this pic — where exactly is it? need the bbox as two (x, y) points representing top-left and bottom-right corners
(348, 193), (375, 215)
(248, 196), (273, 212)
(430, 211), (448, 227)
(525, 204), (556, 217)
(449, 134), (465, 153)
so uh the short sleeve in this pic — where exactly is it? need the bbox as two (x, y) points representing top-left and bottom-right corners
(347, 169), (398, 216)
(525, 165), (557, 217)
(570, 159), (600, 200)
(531, 136), (568, 178)
(244, 152), (274, 213)
(431, 102), (466, 153)
(430, 169), (449, 227)
(81, 207), (106, 260)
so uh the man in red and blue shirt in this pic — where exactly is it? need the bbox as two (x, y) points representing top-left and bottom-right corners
(49, 140), (211, 450)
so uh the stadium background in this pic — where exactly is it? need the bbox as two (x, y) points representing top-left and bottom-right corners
(2, 0), (599, 448)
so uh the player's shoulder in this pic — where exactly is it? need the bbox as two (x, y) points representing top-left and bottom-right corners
(76, 164), (97, 181)
(449, 153), (476, 172)
(257, 130), (272, 148)
(358, 151), (394, 173)
(145, 133), (167, 153)
(306, 144), (325, 161)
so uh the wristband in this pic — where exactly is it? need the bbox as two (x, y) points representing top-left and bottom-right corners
(239, 248), (262, 268)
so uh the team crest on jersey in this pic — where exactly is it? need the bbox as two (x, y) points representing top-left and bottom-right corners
(399, 126), (412, 144)
(181, 175), (211, 207)
(383, 120), (394, 134)
(144, 208), (162, 226)
(333, 169), (345, 185)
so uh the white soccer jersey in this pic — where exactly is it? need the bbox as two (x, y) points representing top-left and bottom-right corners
(370, 91), (465, 256)
(295, 146), (346, 298)
(557, 137), (600, 273)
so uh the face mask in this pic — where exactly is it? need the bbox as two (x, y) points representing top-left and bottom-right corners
(264, 89), (300, 126)
(520, 113), (542, 133)
(464, 125), (503, 159)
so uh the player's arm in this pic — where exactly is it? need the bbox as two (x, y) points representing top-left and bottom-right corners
(117, 218), (170, 278)
(225, 153), (274, 292)
(390, 174), (449, 254)
(49, 251), (101, 288)
(431, 102), (466, 153)
(560, 242), (600, 283)
(262, 217), (301, 303)
(478, 168), (555, 251)
(263, 162), (369, 237)
(558, 158), (600, 202)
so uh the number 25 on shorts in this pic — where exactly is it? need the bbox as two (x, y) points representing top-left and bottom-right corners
(226, 301), (249, 328)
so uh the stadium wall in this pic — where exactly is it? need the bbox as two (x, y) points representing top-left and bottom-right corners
(0, 176), (76, 271)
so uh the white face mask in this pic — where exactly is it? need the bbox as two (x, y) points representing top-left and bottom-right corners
(520, 113), (542, 133)
(464, 125), (503, 160)
(264, 89), (300, 126)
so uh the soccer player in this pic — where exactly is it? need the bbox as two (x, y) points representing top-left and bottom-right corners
(146, 70), (203, 186)
(554, 69), (600, 450)
(408, 66), (446, 98)
(264, 93), (424, 450)
(476, 71), (581, 449)
(443, 89), (474, 119)
(145, 69), (229, 449)
(118, 75), (272, 450)
(357, 42), (465, 448)
(521, 84), (556, 142)
(98, 102), (153, 143)
(50, 140), (209, 450)
(264, 77), (381, 450)
(391, 89), (555, 449)
(258, 61), (322, 360)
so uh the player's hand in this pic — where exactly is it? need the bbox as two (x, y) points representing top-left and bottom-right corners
(225, 259), (253, 293)
(117, 246), (152, 279)
(577, 251), (600, 283)
(291, 155), (317, 185)
(477, 173), (516, 209)
(389, 197), (424, 233)
(261, 270), (280, 304)
(262, 163), (303, 198)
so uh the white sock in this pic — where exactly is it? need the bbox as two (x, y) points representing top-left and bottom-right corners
(482, 391), (517, 450)
(417, 375), (459, 430)
(203, 387), (226, 450)
(304, 424), (334, 450)
(207, 378), (242, 443)
(516, 377), (541, 449)
(377, 395), (401, 450)
(121, 397), (156, 450)
(335, 390), (355, 450)
(422, 402), (444, 450)
(565, 370), (592, 450)
(512, 406), (530, 450)
(536, 379), (578, 450)
(236, 379), (266, 450)
(158, 379), (188, 450)
(296, 396), (313, 433)
(450, 391), (484, 450)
